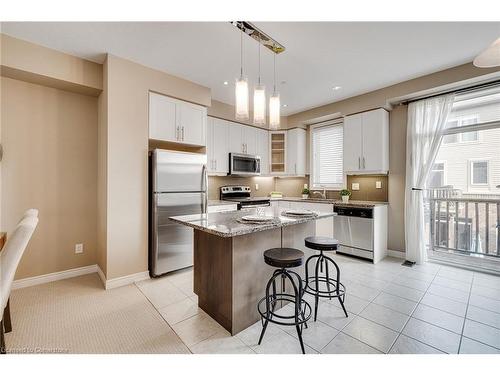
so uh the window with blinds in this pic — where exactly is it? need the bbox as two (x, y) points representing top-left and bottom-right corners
(311, 122), (344, 189)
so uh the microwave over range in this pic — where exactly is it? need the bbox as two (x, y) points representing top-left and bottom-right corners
(228, 153), (261, 176)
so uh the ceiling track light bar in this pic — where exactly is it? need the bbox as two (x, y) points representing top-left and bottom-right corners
(231, 21), (285, 54)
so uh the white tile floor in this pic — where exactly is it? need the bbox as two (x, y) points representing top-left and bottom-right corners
(135, 254), (500, 354)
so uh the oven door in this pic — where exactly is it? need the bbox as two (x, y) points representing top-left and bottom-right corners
(229, 153), (261, 176)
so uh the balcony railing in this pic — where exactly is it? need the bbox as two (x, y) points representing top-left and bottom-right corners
(426, 197), (500, 259)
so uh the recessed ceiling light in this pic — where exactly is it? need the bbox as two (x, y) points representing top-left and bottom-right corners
(283, 104), (288, 107)
(332, 86), (342, 91)
(223, 81), (229, 85)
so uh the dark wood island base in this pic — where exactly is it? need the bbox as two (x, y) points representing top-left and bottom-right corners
(193, 222), (315, 335)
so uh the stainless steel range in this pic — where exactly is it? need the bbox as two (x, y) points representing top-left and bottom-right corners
(220, 185), (270, 210)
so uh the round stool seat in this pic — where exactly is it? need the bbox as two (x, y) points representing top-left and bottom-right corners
(305, 236), (339, 251)
(264, 248), (304, 268)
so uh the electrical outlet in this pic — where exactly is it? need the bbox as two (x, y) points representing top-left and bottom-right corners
(255, 183), (259, 191)
(75, 243), (84, 254)
(376, 181), (382, 189)
(351, 183), (360, 191)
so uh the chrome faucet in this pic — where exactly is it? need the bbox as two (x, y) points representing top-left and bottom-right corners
(311, 188), (327, 199)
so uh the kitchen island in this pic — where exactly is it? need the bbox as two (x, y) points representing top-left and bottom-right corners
(169, 207), (336, 335)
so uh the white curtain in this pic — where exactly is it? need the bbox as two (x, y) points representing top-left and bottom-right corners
(405, 94), (455, 264)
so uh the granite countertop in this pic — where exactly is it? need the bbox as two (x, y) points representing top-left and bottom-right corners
(169, 207), (337, 238)
(269, 197), (388, 207)
(208, 200), (238, 206)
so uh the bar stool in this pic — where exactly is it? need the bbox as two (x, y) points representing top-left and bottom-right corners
(303, 236), (348, 321)
(257, 247), (312, 354)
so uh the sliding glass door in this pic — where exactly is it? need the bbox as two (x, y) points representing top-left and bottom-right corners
(424, 85), (500, 271)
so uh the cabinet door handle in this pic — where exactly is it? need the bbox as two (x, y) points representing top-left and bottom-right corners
(363, 157), (365, 169)
(358, 157), (361, 169)
(295, 163), (297, 174)
(176, 126), (180, 140)
(181, 126), (185, 141)
(215, 160), (217, 170)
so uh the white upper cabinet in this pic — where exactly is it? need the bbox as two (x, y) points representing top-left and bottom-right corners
(149, 92), (176, 142)
(148, 92), (207, 146)
(228, 122), (245, 154)
(242, 126), (257, 155)
(255, 128), (269, 175)
(343, 108), (389, 174)
(343, 113), (364, 172)
(207, 117), (229, 175)
(228, 122), (258, 155)
(177, 101), (207, 146)
(286, 128), (307, 176)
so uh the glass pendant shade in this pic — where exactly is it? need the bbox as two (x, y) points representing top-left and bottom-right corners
(235, 77), (249, 120)
(473, 37), (500, 68)
(269, 92), (280, 129)
(253, 84), (266, 125)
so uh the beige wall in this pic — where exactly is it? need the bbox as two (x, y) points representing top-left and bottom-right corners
(287, 63), (500, 253)
(96, 58), (108, 277)
(1, 77), (98, 279)
(0, 34), (102, 96)
(101, 54), (211, 280)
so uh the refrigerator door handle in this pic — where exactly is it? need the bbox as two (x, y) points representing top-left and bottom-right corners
(202, 164), (208, 214)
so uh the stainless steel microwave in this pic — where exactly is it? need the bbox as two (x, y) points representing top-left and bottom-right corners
(229, 153), (261, 176)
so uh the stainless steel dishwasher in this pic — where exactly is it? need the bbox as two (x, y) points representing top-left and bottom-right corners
(334, 206), (374, 261)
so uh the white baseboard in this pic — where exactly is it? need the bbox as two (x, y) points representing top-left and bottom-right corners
(96, 264), (106, 288)
(12, 264), (99, 290)
(12, 264), (150, 291)
(387, 249), (405, 259)
(104, 271), (150, 290)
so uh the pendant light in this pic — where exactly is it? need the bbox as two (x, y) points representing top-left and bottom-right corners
(269, 48), (280, 129)
(473, 37), (500, 68)
(235, 25), (249, 120)
(253, 33), (266, 125)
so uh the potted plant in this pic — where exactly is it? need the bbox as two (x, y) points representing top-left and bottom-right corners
(340, 189), (351, 203)
(301, 187), (310, 199)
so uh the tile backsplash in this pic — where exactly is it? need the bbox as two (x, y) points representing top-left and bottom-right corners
(345, 175), (388, 202)
(208, 176), (308, 200)
(209, 175), (388, 202)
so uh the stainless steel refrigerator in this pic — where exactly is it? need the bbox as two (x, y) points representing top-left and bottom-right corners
(150, 149), (207, 277)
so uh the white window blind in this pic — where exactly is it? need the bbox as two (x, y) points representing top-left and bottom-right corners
(311, 122), (344, 189)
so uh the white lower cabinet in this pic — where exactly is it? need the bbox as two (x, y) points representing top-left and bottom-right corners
(208, 204), (238, 213)
(288, 201), (334, 237)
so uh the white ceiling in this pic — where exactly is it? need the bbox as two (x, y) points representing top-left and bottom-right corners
(1, 22), (499, 115)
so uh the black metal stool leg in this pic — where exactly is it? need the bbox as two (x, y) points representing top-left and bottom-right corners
(313, 255), (322, 321)
(326, 256), (348, 318)
(258, 272), (280, 345)
(324, 259), (332, 300)
(289, 271), (306, 354)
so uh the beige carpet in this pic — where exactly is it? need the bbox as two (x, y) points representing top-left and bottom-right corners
(4, 274), (190, 354)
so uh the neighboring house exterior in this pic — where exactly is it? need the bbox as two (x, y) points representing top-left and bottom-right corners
(425, 90), (500, 257)
(428, 92), (500, 198)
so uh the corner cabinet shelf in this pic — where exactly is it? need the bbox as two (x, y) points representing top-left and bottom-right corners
(269, 131), (287, 175)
